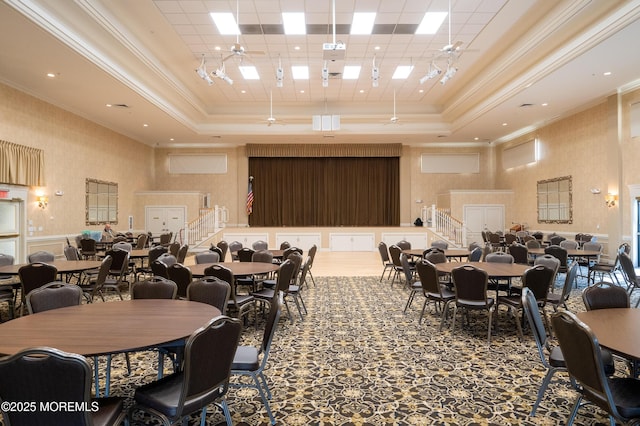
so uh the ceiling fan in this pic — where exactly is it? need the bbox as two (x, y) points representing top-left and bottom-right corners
(385, 90), (400, 124)
(222, 0), (265, 63)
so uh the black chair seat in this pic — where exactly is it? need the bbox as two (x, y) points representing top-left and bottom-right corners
(231, 346), (260, 371)
(457, 298), (495, 309)
(134, 372), (224, 419)
(91, 397), (126, 426)
(611, 378), (640, 418)
(548, 345), (566, 368)
(426, 287), (455, 300)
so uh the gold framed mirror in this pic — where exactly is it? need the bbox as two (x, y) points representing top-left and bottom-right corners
(85, 178), (118, 225)
(537, 176), (572, 224)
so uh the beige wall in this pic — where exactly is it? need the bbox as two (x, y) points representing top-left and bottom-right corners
(3, 79), (640, 258)
(0, 84), (154, 257)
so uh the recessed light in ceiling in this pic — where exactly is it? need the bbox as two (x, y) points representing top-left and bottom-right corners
(502, 122), (508, 126)
(46, 72), (56, 78)
(541, 102), (548, 106)
(603, 71), (612, 76)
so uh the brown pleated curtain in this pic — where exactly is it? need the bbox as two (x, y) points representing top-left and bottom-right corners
(247, 144), (400, 226)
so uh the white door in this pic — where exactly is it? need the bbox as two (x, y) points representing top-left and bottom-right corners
(145, 206), (186, 238)
(464, 205), (505, 244)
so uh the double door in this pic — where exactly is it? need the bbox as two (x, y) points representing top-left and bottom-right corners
(464, 205), (505, 245)
(145, 206), (186, 238)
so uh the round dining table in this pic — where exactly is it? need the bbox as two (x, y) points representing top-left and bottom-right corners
(0, 260), (102, 276)
(189, 262), (280, 278)
(576, 308), (640, 360)
(402, 248), (471, 260)
(434, 261), (530, 278)
(0, 299), (220, 357)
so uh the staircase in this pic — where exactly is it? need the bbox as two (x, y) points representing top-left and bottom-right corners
(184, 205), (228, 248)
(422, 204), (468, 248)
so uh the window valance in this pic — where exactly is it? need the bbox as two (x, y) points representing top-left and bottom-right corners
(246, 143), (402, 157)
(0, 140), (45, 186)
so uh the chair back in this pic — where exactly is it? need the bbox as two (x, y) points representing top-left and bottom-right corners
(176, 244), (189, 264)
(544, 245), (568, 268)
(521, 288), (551, 365)
(468, 242), (482, 252)
(504, 233), (517, 245)
(89, 255), (113, 298)
(534, 254), (560, 276)
(168, 242), (180, 257)
(187, 277), (231, 314)
(135, 233), (148, 249)
(396, 240), (411, 250)
(252, 240), (269, 251)
(195, 251), (220, 264)
(582, 282), (630, 310)
(0, 253), (14, 268)
(131, 277), (177, 299)
(64, 245), (81, 260)
(180, 316), (242, 413)
(204, 264), (239, 305)
(286, 252), (303, 284)
(216, 240), (229, 261)
(27, 281), (82, 314)
(619, 252), (637, 282)
(283, 246), (303, 258)
(416, 260), (441, 295)
(521, 265), (554, 301)
(469, 247), (483, 262)
(551, 311), (620, 418)
(452, 265), (489, 303)
(278, 241), (290, 250)
(158, 233), (172, 245)
(113, 241), (132, 252)
(431, 240), (449, 250)
(400, 254), (415, 285)
(423, 248), (446, 264)
(378, 242), (390, 263)
(252, 250), (274, 264)
(209, 245), (224, 261)
(508, 243), (529, 264)
(557, 261), (579, 303)
(151, 260), (170, 279)
(105, 248), (130, 275)
(387, 244), (402, 268)
(525, 239), (541, 249)
(298, 256), (311, 288)
(79, 239), (97, 258)
(0, 347), (102, 425)
(148, 245), (168, 264)
(167, 263), (193, 298)
(559, 240), (578, 250)
(259, 298), (282, 356)
(237, 247), (255, 262)
(276, 259), (297, 295)
(307, 244), (318, 267)
(157, 253), (177, 267)
(228, 241), (243, 260)
(28, 251), (55, 263)
(485, 252), (514, 264)
(18, 262), (58, 296)
(549, 235), (566, 246)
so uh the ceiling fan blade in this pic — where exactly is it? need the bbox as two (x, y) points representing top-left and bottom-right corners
(244, 50), (266, 55)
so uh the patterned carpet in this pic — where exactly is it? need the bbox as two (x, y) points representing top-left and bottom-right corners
(91, 272), (632, 426)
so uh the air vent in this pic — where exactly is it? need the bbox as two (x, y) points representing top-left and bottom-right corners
(519, 103), (534, 108)
(111, 103), (130, 109)
(328, 72), (342, 79)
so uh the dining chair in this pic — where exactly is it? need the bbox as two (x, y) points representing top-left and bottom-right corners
(551, 310), (640, 425)
(414, 259), (455, 326)
(252, 240), (269, 251)
(28, 250), (55, 263)
(378, 242), (394, 282)
(131, 316), (242, 426)
(26, 281), (83, 315)
(176, 243), (189, 264)
(195, 251), (220, 264)
(448, 264), (495, 343)
(166, 262), (193, 299)
(0, 347), (127, 426)
(187, 277), (231, 314)
(231, 298), (282, 425)
(79, 238), (97, 260)
(135, 245), (167, 279)
(18, 262), (58, 316)
(206, 264), (255, 326)
(79, 255), (112, 302)
(217, 240), (229, 261)
(618, 252), (640, 303)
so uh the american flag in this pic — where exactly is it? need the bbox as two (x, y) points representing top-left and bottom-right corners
(246, 178), (254, 215)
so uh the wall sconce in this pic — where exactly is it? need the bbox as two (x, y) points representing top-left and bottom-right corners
(37, 195), (48, 209)
(605, 193), (618, 208)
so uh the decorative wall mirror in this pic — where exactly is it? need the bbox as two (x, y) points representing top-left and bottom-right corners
(85, 178), (118, 225)
(537, 176), (572, 223)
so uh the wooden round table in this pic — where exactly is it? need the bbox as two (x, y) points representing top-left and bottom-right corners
(434, 261), (530, 278)
(0, 260), (102, 276)
(190, 262), (280, 278)
(0, 299), (220, 356)
(576, 308), (640, 360)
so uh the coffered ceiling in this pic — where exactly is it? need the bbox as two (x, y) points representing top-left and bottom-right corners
(0, 0), (639, 147)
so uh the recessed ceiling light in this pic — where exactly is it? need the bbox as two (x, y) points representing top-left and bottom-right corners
(299, 90), (305, 94)
(603, 71), (612, 76)
(169, 138), (174, 141)
(294, 46), (301, 50)
(474, 137), (479, 141)
(392, 65), (414, 79)
(106, 104), (112, 107)
(342, 65), (361, 79)
(502, 122), (508, 126)
(359, 89), (365, 93)
(210, 12), (239, 35)
(419, 89), (424, 93)
(143, 124), (149, 127)
(351, 12), (376, 35)
(291, 66), (309, 79)
(241, 90), (246, 94)
(282, 12), (306, 35)
(541, 102), (548, 106)
(46, 72), (56, 78)
(214, 46), (221, 51)
(374, 46), (380, 51)
(416, 12), (448, 34)
(239, 66), (260, 80)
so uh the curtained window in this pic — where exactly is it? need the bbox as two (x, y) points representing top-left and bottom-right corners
(0, 140), (45, 186)
(248, 157), (399, 227)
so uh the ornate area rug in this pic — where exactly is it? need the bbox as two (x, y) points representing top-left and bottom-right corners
(94, 274), (626, 425)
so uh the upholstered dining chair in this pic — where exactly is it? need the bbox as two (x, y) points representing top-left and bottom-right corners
(414, 259), (455, 327)
(26, 281), (83, 315)
(378, 242), (394, 282)
(79, 255), (112, 302)
(28, 250), (55, 263)
(551, 310), (640, 425)
(0, 347), (127, 426)
(205, 264), (255, 326)
(448, 264), (495, 343)
(187, 277), (231, 314)
(195, 250), (220, 264)
(131, 316), (242, 426)
(166, 262), (193, 299)
(18, 262), (58, 316)
(252, 240), (269, 251)
(216, 240), (229, 262)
